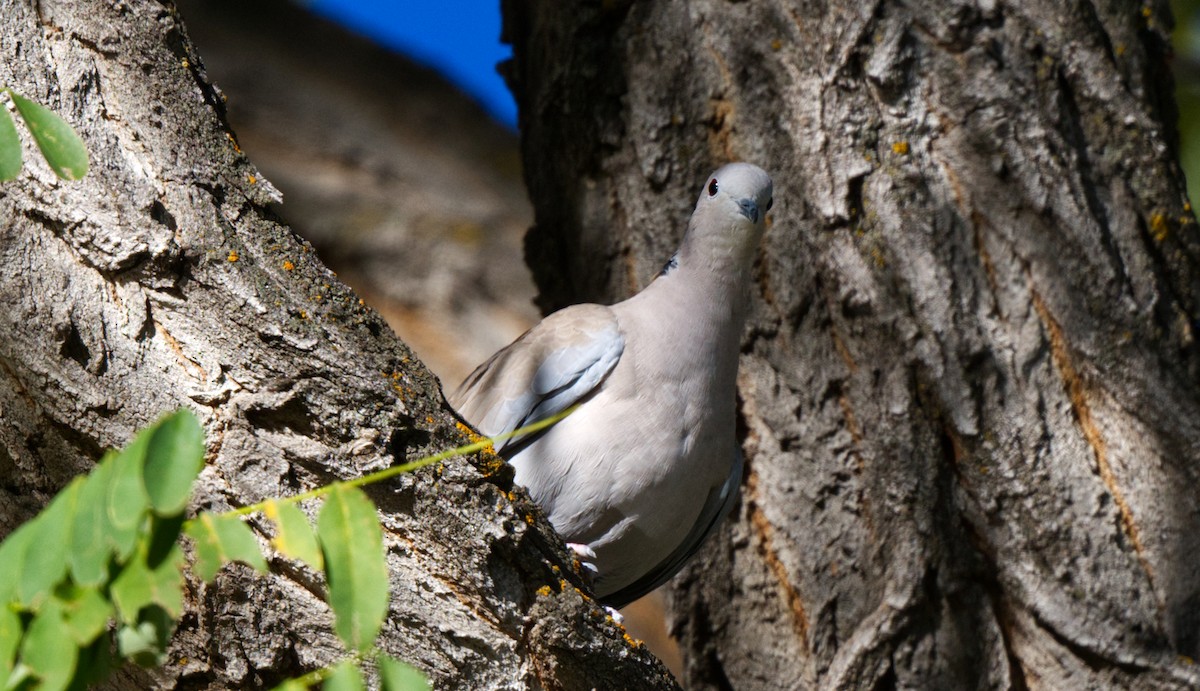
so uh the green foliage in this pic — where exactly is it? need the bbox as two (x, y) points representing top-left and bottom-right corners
(0, 407), (572, 689)
(318, 485), (390, 652)
(185, 513), (269, 581)
(1174, 0), (1200, 208)
(3, 89), (89, 180)
(379, 655), (432, 691)
(0, 105), (21, 181)
(324, 660), (367, 691)
(265, 500), (324, 570)
(0, 410), (202, 689)
(21, 598), (78, 691)
(144, 412), (207, 515)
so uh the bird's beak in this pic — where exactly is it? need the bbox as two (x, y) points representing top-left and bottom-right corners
(736, 198), (760, 223)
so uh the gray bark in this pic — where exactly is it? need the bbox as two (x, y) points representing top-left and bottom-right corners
(0, 0), (676, 688)
(504, 0), (1200, 688)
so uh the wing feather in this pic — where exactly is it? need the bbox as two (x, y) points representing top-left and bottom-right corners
(449, 304), (624, 453)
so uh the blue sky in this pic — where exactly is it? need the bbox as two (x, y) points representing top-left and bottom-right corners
(308, 0), (517, 127)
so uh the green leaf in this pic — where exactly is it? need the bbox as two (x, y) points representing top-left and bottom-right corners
(143, 410), (205, 516)
(0, 105), (21, 181)
(110, 544), (185, 624)
(379, 655), (430, 691)
(56, 586), (114, 646)
(0, 519), (35, 604)
(149, 546), (185, 620)
(323, 660), (365, 691)
(7, 90), (88, 180)
(268, 681), (309, 691)
(20, 598), (77, 691)
(317, 485), (389, 653)
(70, 452), (116, 586)
(5, 662), (35, 690)
(115, 607), (172, 669)
(146, 512), (187, 570)
(18, 478), (82, 607)
(0, 606), (20, 682)
(108, 430), (151, 560)
(264, 500), (323, 570)
(184, 513), (268, 582)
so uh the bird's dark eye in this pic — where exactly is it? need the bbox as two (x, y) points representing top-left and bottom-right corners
(707, 179), (718, 196)
(766, 197), (773, 211)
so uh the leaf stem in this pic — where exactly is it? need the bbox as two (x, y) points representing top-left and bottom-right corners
(209, 407), (574, 521)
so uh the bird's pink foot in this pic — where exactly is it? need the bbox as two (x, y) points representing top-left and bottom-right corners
(566, 542), (599, 579)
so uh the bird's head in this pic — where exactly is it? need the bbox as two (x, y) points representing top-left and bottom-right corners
(695, 162), (774, 226)
(681, 163), (774, 268)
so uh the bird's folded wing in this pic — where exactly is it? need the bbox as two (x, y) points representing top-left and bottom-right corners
(449, 303), (625, 452)
(599, 447), (744, 608)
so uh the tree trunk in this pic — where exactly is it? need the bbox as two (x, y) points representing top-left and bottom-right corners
(0, 1), (676, 688)
(503, 0), (1200, 688)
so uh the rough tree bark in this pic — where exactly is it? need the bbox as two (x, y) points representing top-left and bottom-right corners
(504, 0), (1200, 688)
(0, 1), (676, 688)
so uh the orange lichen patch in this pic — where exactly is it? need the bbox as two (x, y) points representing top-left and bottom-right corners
(536, 585), (553, 598)
(891, 141), (910, 155)
(744, 467), (810, 644)
(455, 420), (481, 440)
(770, 38), (782, 51)
(622, 632), (641, 647)
(476, 452), (507, 478)
(1029, 287), (1155, 588)
(282, 260), (296, 271)
(248, 175), (257, 185)
(226, 250), (238, 262)
(455, 421), (496, 456)
(385, 370), (417, 401)
(225, 131), (240, 153)
(1150, 212), (1169, 242)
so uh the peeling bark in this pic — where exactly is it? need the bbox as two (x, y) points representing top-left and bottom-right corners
(504, 0), (1200, 688)
(0, 1), (676, 688)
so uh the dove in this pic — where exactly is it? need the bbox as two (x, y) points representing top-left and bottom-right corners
(450, 163), (773, 607)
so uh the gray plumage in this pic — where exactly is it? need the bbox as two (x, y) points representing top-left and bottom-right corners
(451, 163), (773, 607)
